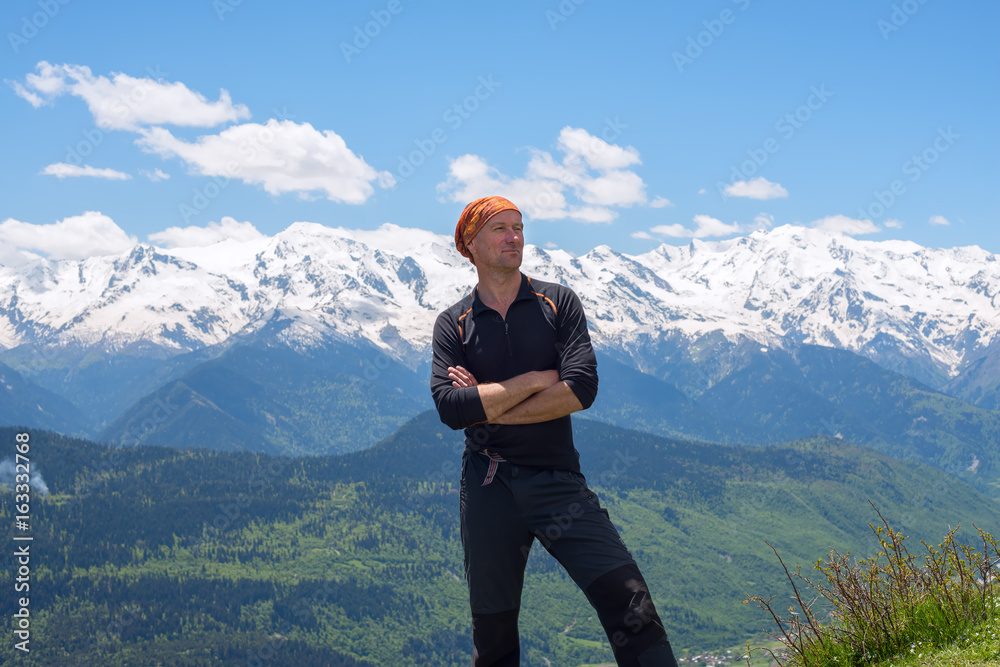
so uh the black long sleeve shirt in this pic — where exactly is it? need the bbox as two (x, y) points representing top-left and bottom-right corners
(430, 272), (598, 471)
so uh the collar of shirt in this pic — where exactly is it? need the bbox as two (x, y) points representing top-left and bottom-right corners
(470, 272), (535, 318)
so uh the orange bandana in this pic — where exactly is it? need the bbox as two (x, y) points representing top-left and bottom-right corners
(454, 196), (521, 264)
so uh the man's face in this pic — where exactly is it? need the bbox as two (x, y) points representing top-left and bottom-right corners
(467, 209), (524, 271)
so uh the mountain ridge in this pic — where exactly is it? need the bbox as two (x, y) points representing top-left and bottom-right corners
(2, 223), (998, 398)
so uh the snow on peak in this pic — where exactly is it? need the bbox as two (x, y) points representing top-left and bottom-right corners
(0, 222), (997, 376)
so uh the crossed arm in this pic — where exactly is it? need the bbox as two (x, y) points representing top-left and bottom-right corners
(447, 366), (584, 425)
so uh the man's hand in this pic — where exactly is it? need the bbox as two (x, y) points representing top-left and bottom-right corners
(453, 368), (561, 421)
(450, 367), (559, 392)
(448, 366), (479, 388)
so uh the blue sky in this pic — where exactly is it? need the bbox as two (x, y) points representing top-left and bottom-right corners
(1, 0), (997, 262)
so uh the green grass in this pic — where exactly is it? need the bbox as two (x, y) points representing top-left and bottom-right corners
(875, 609), (1000, 666)
(745, 505), (1000, 667)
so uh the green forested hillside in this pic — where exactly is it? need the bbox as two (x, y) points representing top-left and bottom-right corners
(698, 345), (1000, 495)
(584, 355), (774, 446)
(97, 341), (429, 456)
(0, 417), (996, 666)
(7, 339), (1000, 507)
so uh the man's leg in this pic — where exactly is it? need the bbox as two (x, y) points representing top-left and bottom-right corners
(521, 468), (679, 667)
(582, 562), (679, 666)
(461, 451), (535, 667)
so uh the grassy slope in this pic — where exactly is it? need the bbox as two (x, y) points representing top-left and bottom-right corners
(873, 610), (1000, 667)
(0, 418), (997, 666)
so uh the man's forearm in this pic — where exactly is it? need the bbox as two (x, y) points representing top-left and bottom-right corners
(478, 370), (559, 421)
(491, 381), (584, 425)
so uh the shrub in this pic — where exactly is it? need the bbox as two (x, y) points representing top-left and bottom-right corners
(743, 502), (1000, 666)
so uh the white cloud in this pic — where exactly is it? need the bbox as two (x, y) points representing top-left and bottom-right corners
(437, 126), (650, 223)
(438, 154), (599, 222)
(697, 188), (707, 195)
(41, 163), (132, 180)
(137, 119), (394, 203)
(11, 61), (250, 130)
(649, 196), (673, 208)
(556, 126), (641, 171)
(812, 215), (879, 235)
(149, 216), (264, 248)
(651, 214), (742, 238)
(929, 215), (950, 226)
(0, 211), (136, 260)
(723, 177), (789, 200)
(544, 241), (558, 249)
(884, 219), (903, 229)
(140, 168), (170, 181)
(751, 212), (775, 230)
(9, 80), (43, 107)
(0, 245), (35, 267)
(577, 169), (646, 207)
(11, 63), (392, 208)
(631, 231), (654, 240)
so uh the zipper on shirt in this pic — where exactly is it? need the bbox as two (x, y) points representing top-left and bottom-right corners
(504, 321), (512, 357)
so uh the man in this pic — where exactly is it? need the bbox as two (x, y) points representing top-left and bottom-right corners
(430, 196), (679, 666)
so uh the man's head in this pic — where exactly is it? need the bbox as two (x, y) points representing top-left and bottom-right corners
(455, 196), (523, 269)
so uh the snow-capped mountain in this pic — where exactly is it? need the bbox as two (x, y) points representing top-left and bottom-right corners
(1, 223), (998, 388)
